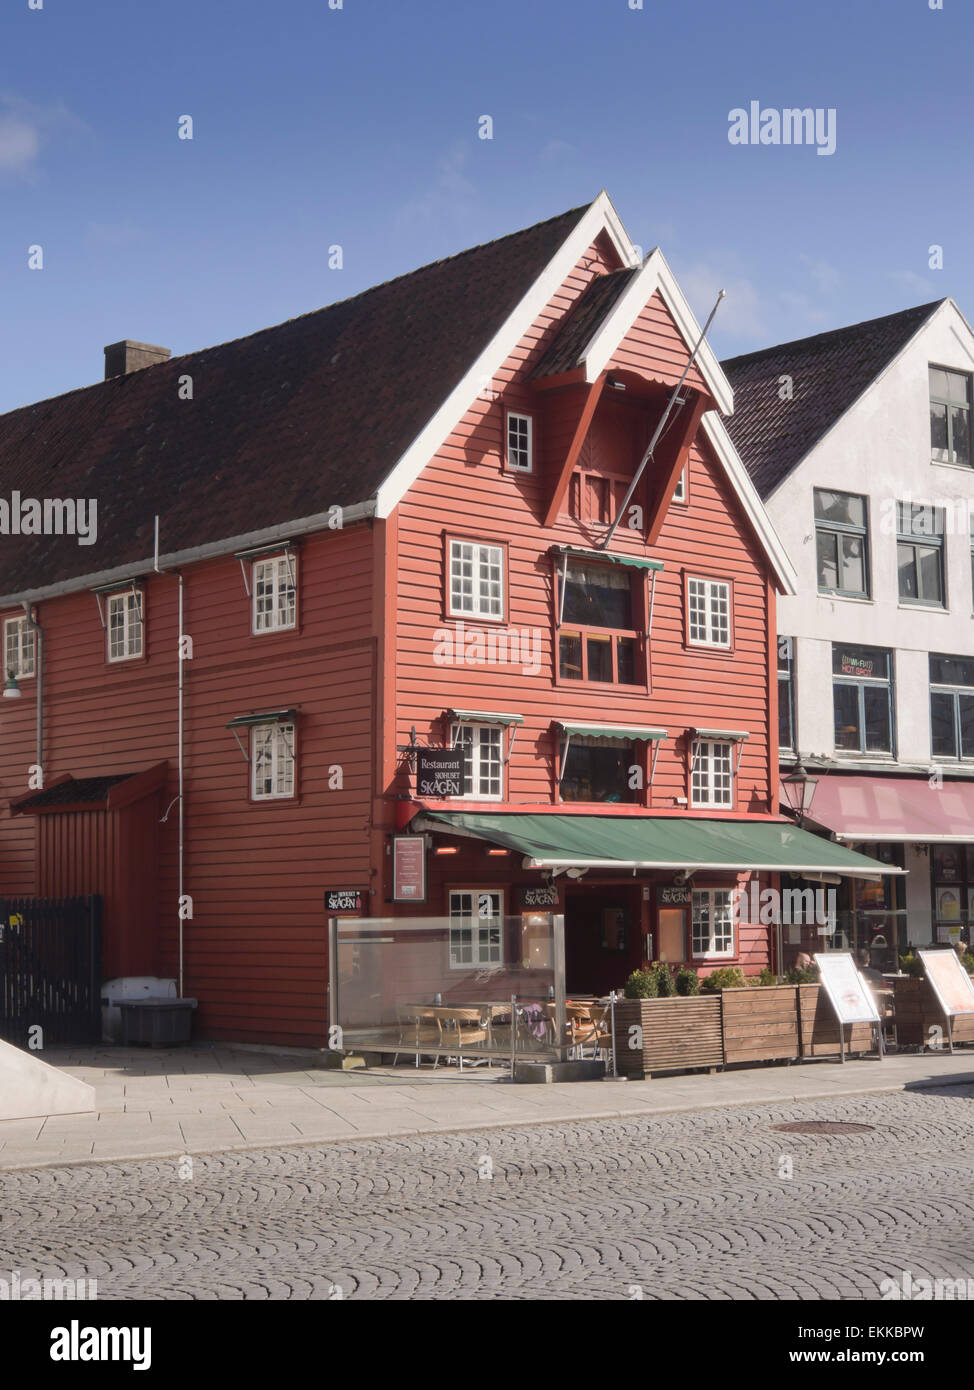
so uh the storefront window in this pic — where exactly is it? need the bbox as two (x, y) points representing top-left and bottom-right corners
(931, 844), (973, 946)
(832, 644), (894, 754)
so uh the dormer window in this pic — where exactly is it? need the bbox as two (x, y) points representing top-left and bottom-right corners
(506, 412), (533, 473)
(930, 366), (972, 468)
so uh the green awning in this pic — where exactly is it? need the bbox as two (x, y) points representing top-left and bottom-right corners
(226, 708), (297, 729)
(421, 811), (903, 876)
(447, 709), (524, 726)
(558, 722), (667, 742)
(552, 545), (663, 572)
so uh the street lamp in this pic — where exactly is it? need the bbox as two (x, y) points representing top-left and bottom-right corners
(781, 757), (818, 825)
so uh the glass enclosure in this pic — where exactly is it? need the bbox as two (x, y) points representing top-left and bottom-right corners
(328, 913), (568, 1063)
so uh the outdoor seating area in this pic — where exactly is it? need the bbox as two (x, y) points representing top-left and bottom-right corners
(390, 997), (615, 1070)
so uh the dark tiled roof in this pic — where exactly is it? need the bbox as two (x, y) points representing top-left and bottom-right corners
(0, 203), (592, 598)
(721, 301), (945, 497)
(531, 267), (638, 378)
(15, 774), (131, 810)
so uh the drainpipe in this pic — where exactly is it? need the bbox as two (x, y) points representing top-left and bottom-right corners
(21, 603), (42, 779)
(177, 571), (185, 998)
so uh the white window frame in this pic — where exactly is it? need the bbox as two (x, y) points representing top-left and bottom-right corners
(691, 888), (735, 958)
(252, 554), (297, 634)
(251, 722), (297, 800)
(451, 723), (504, 801)
(4, 616), (35, 680)
(506, 412), (533, 473)
(687, 577), (731, 648)
(673, 466), (687, 503)
(447, 539), (505, 620)
(107, 590), (144, 662)
(690, 739), (734, 808)
(448, 888), (504, 969)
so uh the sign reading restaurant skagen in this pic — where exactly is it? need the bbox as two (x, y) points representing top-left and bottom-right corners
(416, 748), (465, 798)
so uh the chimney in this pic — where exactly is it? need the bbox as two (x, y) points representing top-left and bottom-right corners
(104, 340), (171, 380)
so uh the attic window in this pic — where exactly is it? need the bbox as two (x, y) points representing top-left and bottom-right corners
(506, 413), (533, 473)
(252, 553), (297, 633)
(107, 590), (144, 662)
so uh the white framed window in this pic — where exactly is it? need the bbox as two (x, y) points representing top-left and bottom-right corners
(687, 577), (730, 647)
(448, 539), (504, 619)
(692, 889), (735, 958)
(251, 722), (296, 799)
(451, 724), (503, 800)
(253, 555), (297, 633)
(448, 889), (504, 969)
(506, 412), (533, 472)
(673, 467), (687, 503)
(691, 739), (733, 808)
(107, 590), (144, 662)
(4, 616), (35, 679)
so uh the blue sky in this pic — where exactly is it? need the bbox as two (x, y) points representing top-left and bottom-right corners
(0, 0), (969, 413)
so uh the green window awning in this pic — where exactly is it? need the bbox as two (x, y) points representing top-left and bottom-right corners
(552, 545), (663, 572)
(421, 811), (903, 876)
(558, 722), (667, 743)
(226, 708), (297, 729)
(447, 709), (524, 726)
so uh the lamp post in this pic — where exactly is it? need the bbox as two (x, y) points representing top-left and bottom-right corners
(781, 757), (818, 826)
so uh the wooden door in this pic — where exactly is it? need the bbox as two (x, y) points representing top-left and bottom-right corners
(658, 908), (686, 963)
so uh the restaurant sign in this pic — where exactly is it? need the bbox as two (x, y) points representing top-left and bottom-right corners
(416, 748), (465, 798)
(393, 835), (427, 902)
(657, 885), (691, 906)
(519, 884), (559, 908)
(325, 889), (364, 914)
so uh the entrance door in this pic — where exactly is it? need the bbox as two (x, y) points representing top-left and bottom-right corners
(658, 908), (686, 963)
(564, 885), (642, 995)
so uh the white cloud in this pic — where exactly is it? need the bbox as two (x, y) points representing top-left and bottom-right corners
(0, 116), (40, 171)
(679, 264), (765, 339)
(396, 143), (477, 229)
(0, 92), (87, 178)
(889, 268), (937, 298)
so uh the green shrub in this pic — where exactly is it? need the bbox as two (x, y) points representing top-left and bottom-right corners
(785, 965), (819, 985)
(962, 953), (974, 976)
(624, 969), (658, 999)
(650, 961), (677, 997)
(700, 966), (747, 993)
(751, 967), (777, 987)
(675, 966), (700, 996)
(899, 953), (924, 978)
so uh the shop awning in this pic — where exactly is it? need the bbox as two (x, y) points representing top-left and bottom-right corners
(800, 773), (974, 844)
(420, 811), (902, 875)
(557, 722), (667, 742)
(447, 709), (524, 726)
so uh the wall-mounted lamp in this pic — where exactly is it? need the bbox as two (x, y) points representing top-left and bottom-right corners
(2, 675), (21, 699)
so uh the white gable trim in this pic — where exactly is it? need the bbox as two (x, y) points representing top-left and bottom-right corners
(579, 247), (734, 415)
(374, 192), (639, 519)
(701, 413), (797, 595)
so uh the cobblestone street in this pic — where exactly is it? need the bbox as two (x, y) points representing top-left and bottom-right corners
(3, 1085), (974, 1300)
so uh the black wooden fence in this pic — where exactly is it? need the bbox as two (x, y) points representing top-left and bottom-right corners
(0, 896), (103, 1046)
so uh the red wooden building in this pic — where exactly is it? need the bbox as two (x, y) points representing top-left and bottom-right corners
(0, 193), (881, 1045)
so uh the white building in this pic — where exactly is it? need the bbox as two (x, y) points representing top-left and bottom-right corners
(724, 298), (974, 968)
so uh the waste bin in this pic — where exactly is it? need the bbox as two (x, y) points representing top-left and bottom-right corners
(118, 998), (197, 1046)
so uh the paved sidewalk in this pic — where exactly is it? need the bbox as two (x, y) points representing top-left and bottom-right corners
(1, 1043), (973, 1171)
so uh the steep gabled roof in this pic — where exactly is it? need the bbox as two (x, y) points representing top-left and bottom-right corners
(722, 300), (946, 498)
(0, 202), (598, 601)
(531, 268), (639, 378)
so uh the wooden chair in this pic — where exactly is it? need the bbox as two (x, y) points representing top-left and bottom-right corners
(432, 1006), (489, 1071)
(394, 1006), (440, 1068)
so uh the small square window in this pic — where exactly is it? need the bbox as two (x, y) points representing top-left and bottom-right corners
(506, 413), (533, 472)
(107, 591), (144, 662)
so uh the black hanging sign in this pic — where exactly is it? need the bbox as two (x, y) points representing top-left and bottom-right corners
(325, 889), (364, 914)
(416, 748), (465, 798)
(519, 884), (560, 908)
(656, 885), (691, 907)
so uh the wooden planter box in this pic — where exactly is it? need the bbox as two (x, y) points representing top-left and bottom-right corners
(893, 976), (974, 1048)
(722, 984), (801, 1064)
(614, 995), (724, 1079)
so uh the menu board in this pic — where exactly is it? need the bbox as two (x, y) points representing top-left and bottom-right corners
(814, 952), (881, 1025)
(918, 949), (974, 1018)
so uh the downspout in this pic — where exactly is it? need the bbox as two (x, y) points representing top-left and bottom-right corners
(177, 571), (185, 999)
(21, 603), (42, 779)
